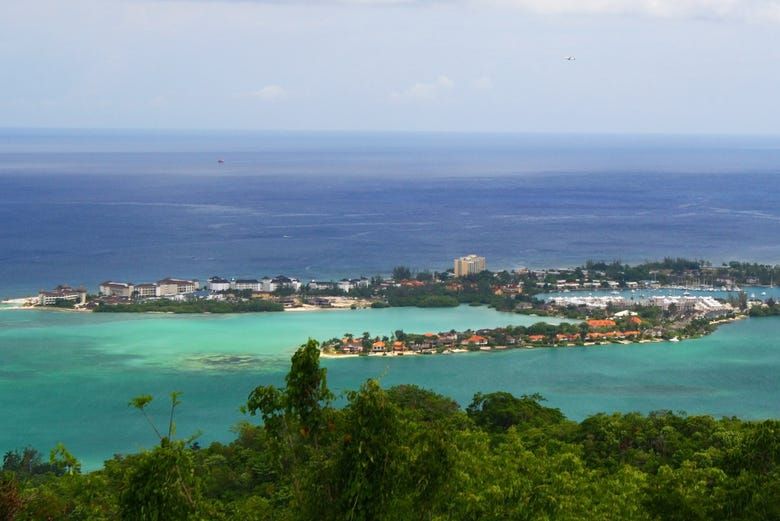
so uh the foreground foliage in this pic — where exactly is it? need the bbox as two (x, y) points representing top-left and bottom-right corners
(3, 339), (780, 520)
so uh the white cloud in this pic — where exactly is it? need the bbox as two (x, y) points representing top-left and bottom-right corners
(390, 75), (454, 102)
(247, 85), (288, 101)
(194, 0), (780, 23)
(485, 0), (780, 22)
(472, 76), (493, 90)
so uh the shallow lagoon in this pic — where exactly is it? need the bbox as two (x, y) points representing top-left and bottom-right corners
(0, 305), (561, 468)
(1, 305), (779, 470)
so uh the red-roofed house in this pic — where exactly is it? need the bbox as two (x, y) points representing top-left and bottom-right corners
(463, 335), (488, 346)
(587, 319), (617, 329)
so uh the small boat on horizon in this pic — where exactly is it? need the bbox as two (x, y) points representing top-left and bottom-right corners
(217, 159), (225, 164)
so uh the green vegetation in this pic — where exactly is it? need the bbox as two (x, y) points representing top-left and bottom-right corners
(94, 299), (284, 314)
(722, 262), (779, 286)
(3, 339), (780, 520)
(392, 266), (412, 281)
(388, 293), (459, 308)
(385, 271), (520, 310)
(749, 299), (780, 317)
(584, 257), (707, 284)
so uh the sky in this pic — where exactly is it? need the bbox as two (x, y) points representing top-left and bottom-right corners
(1, 0), (779, 134)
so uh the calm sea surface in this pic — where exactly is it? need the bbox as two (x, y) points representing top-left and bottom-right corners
(1, 130), (780, 469)
(2, 130), (780, 297)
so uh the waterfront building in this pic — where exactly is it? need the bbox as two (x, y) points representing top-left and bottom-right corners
(99, 281), (134, 298)
(259, 277), (275, 292)
(454, 254), (486, 277)
(38, 285), (87, 306)
(207, 277), (231, 292)
(352, 277), (370, 288)
(232, 279), (262, 292)
(134, 283), (159, 298)
(463, 335), (488, 346)
(157, 278), (199, 297)
(338, 279), (353, 292)
(308, 280), (337, 291)
(335, 277), (370, 293)
(272, 275), (302, 292)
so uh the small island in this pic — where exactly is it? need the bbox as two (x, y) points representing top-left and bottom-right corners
(320, 303), (734, 357)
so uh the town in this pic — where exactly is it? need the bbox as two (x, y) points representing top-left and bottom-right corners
(15, 256), (779, 327)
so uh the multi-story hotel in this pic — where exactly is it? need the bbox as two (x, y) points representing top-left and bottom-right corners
(38, 285), (87, 306)
(99, 281), (134, 298)
(454, 254), (486, 277)
(157, 278), (199, 297)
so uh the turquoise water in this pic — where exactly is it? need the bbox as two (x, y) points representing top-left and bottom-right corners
(1, 306), (779, 470)
(0, 306), (562, 469)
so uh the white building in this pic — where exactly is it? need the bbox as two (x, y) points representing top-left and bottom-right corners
(352, 277), (370, 289)
(157, 278), (199, 297)
(272, 276), (302, 292)
(308, 280), (337, 291)
(260, 277), (276, 293)
(549, 295), (626, 309)
(38, 286), (87, 306)
(232, 279), (262, 292)
(134, 283), (159, 298)
(99, 281), (134, 298)
(207, 276), (231, 292)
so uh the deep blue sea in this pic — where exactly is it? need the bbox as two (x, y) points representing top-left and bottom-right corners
(2, 129), (780, 297)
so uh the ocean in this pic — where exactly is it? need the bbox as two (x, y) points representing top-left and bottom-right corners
(2, 129), (780, 469)
(2, 130), (780, 297)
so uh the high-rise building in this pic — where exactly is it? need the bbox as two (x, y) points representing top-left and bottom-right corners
(454, 255), (486, 277)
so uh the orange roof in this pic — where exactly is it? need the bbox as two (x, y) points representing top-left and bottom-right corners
(528, 335), (546, 341)
(587, 319), (617, 328)
(423, 332), (437, 338)
(372, 341), (386, 348)
(465, 335), (488, 344)
(622, 330), (641, 336)
(630, 316), (642, 324)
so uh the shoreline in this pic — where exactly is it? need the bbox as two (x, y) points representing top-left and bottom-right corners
(320, 314), (746, 360)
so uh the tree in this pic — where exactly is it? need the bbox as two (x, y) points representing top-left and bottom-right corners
(467, 392), (564, 432)
(415, 271), (433, 282)
(119, 441), (200, 521)
(392, 266), (412, 281)
(244, 339), (336, 514)
(331, 379), (402, 521)
(50, 443), (81, 476)
(120, 392), (201, 520)
(0, 474), (23, 521)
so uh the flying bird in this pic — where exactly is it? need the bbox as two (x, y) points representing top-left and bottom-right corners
(564, 56), (576, 61)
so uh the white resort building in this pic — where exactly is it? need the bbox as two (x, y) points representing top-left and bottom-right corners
(38, 286), (87, 306)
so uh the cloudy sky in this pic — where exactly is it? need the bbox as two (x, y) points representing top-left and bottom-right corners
(1, 0), (779, 133)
